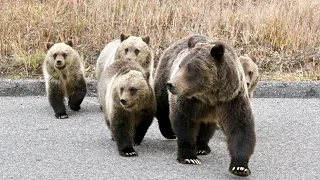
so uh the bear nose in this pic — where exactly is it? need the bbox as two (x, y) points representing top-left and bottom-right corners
(166, 82), (175, 90)
(120, 99), (127, 105)
(56, 60), (62, 65)
(247, 82), (250, 87)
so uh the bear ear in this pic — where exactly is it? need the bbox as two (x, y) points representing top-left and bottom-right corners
(249, 56), (257, 63)
(142, 36), (150, 45)
(210, 44), (225, 59)
(187, 37), (196, 49)
(46, 42), (55, 50)
(120, 33), (130, 42)
(65, 39), (73, 47)
(144, 71), (150, 81)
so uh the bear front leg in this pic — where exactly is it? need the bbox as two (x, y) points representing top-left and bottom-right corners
(196, 122), (216, 155)
(220, 96), (256, 177)
(112, 117), (137, 157)
(134, 110), (154, 145)
(48, 80), (68, 119)
(171, 111), (201, 165)
(68, 75), (87, 111)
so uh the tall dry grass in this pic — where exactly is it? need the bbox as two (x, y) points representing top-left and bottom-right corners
(0, 0), (319, 80)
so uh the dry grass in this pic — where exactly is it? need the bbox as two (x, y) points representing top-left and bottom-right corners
(0, 0), (319, 80)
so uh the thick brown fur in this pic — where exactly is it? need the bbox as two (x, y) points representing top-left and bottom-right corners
(43, 40), (87, 119)
(97, 59), (156, 157)
(239, 56), (259, 98)
(154, 35), (256, 177)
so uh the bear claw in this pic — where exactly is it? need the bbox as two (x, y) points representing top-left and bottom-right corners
(178, 158), (201, 165)
(55, 114), (68, 119)
(119, 148), (138, 157)
(230, 166), (251, 176)
(196, 146), (211, 155)
(196, 149), (210, 155)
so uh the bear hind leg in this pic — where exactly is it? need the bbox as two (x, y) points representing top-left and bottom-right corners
(156, 101), (176, 139)
(196, 122), (216, 155)
(68, 76), (87, 111)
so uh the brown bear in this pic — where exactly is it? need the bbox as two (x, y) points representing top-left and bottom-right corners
(96, 33), (154, 87)
(43, 40), (87, 119)
(239, 56), (259, 98)
(154, 35), (256, 177)
(97, 59), (156, 157)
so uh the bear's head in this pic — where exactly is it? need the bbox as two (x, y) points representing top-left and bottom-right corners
(46, 39), (74, 70)
(115, 33), (152, 71)
(239, 56), (259, 90)
(116, 70), (151, 111)
(167, 37), (243, 102)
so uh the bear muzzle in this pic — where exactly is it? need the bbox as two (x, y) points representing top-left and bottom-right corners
(55, 61), (66, 70)
(167, 82), (178, 94)
(120, 99), (127, 105)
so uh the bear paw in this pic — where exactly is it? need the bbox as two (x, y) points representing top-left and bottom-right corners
(69, 105), (81, 111)
(119, 148), (138, 157)
(229, 166), (251, 177)
(177, 157), (201, 165)
(55, 113), (68, 119)
(196, 146), (211, 155)
(196, 149), (210, 155)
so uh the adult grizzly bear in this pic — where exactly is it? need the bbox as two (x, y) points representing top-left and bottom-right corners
(96, 33), (153, 86)
(43, 40), (87, 119)
(239, 56), (259, 98)
(97, 59), (156, 157)
(154, 35), (256, 176)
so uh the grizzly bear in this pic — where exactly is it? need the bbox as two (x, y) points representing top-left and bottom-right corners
(239, 56), (259, 98)
(43, 39), (87, 119)
(154, 35), (256, 176)
(96, 33), (153, 86)
(97, 59), (156, 157)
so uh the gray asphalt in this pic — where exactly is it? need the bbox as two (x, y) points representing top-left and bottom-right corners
(1, 96), (319, 179)
(1, 79), (320, 98)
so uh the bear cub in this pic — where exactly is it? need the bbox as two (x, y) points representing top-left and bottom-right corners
(239, 56), (259, 98)
(43, 39), (87, 119)
(97, 59), (156, 157)
(96, 33), (154, 85)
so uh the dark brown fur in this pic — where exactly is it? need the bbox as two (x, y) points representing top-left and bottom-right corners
(154, 35), (256, 177)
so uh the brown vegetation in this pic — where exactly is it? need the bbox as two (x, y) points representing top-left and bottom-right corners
(0, 0), (319, 80)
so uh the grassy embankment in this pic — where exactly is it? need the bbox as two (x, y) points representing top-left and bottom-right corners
(0, 0), (319, 80)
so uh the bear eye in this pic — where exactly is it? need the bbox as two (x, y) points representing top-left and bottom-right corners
(120, 87), (124, 93)
(62, 53), (67, 58)
(130, 87), (137, 94)
(248, 71), (253, 77)
(134, 49), (140, 55)
(53, 53), (57, 59)
(187, 64), (192, 72)
(125, 48), (129, 54)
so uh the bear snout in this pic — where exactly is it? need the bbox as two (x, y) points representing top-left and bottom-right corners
(55, 60), (66, 69)
(120, 99), (127, 105)
(167, 82), (177, 94)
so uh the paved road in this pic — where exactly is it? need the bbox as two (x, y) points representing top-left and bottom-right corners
(0, 97), (319, 180)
